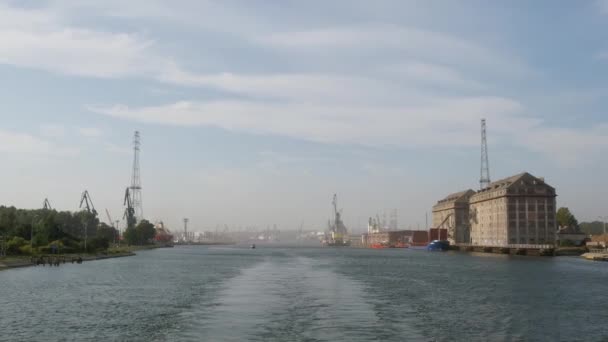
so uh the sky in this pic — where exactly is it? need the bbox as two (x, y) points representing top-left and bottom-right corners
(1, 0), (608, 232)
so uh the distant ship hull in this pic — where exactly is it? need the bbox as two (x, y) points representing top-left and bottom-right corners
(323, 240), (351, 247)
(323, 194), (351, 247)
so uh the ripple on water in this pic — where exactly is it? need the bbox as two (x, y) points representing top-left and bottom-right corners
(177, 255), (423, 342)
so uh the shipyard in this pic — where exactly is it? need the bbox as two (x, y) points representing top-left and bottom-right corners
(0, 121), (605, 265)
(2, 2), (608, 341)
(323, 119), (602, 259)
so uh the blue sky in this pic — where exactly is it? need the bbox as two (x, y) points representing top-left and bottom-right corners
(1, 0), (607, 231)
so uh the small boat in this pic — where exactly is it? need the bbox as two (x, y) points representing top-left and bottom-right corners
(250, 244), (256, 249)
(427, 240), (450, 251)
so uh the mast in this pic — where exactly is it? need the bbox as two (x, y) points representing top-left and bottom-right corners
(332, 194), (338, 218)
(480, 119), (491, 189)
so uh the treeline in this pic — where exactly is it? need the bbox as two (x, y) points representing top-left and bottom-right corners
(0, 205), (110, 254)
(579, 221), (606, 236)
(0, 205), (158, 255)
(123, 220), (156, 246)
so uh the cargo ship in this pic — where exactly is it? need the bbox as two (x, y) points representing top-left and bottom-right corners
(322, 194), (351, 247)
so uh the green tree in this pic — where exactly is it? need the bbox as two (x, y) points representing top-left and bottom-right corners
(6, 236), (26, 255)
(96, 222), (118, 243)
(136, 220), (156, 245)
(0, 205), (109, 255)
(123, 226), (138, 246)
(579, 221), (605, 235)
(556, 207), (578, 228)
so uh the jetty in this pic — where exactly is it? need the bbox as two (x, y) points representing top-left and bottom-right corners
(582, 249), (608, 262)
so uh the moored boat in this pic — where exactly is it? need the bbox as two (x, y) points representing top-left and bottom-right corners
(427, 240), (450, 251)
(322, 194), (351, 247)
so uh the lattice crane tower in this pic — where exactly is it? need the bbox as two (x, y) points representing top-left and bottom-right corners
(130, 131), (143, 221)
(480, 119), (491, 189)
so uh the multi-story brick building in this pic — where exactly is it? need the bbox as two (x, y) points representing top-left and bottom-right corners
(432, 190), (475, 244)
(432, 172), (557, 247)
(469, 172), (557, 246)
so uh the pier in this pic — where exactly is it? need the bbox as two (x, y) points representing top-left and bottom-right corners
(453, 243), (555, 256)
(582, 249), (608, 261)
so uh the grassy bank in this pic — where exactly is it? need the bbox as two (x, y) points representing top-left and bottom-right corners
(555, 247), (587, 256)
(0, 244), (164, 270)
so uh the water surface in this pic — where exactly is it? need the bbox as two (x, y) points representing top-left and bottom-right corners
(1, 246), (606, 341)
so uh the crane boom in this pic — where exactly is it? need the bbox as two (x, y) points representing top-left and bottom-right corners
(105, 209), (115, 228)
(123, 187), (136, 229)
(79, 190), (97, 215)
(43, 198), (52, 210)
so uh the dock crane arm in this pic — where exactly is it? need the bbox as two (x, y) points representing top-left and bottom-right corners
(43, 198), (52, 210)
(105, 209), (115, 228)
(79, 190), (97, 216)
(437, 213), (454, 228)
(123, 187), (136, 229)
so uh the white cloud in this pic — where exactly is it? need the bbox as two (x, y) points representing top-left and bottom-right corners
(103, 142), (131, 155)
(0, 27), (157, 78)
(0, 3), (526, 91)
(77, 127), (103, 138)
(159, 69), (435, 105)
(521, 125), (608, 166)
(90, 96), (523, 148)
(0, 130), (79, 156)
(91, 97), (608, 166)
(380, 61), (484, 90)
(40, 124), (66, 138)
(256, 25), (530, 78)
(595, 50), (608, 60)
(598, 0), (608, 14)
(0, 3), (168, 79)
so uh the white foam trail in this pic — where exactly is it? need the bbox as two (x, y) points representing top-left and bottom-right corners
(181, 256), (385, 341)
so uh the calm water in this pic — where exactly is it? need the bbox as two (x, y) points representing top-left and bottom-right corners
(1, 246), (607, 342)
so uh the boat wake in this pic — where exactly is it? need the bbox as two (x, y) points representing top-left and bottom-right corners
(178, 256), (384, 341)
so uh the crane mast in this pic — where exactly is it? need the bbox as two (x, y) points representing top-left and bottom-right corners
(79, 190), (97, 252)
(123, 187), (136, 230)
(43, 198), (52, 210)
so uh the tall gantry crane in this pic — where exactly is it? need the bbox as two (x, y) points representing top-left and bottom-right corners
(79, 190), (97, 251)
(123, 187), (136, 230)
(106, 208), (119, 245)
(79, 190), (97, 216)
(480, 118), (491, 189)
(105, 209), (115, 228)
(43, 198), (52, 210)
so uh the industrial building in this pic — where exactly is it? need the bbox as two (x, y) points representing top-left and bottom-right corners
(361, 229), (440, 248)
(433, 172), (557, 247)
(432, 190), (475, 244)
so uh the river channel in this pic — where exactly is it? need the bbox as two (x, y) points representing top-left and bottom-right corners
(0, 246), (606, 341)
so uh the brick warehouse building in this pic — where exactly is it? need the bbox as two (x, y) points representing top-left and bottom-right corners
(433, 172), (557, 246)
(432, 190), (475, 244)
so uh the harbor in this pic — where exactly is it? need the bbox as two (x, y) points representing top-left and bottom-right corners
(1, 245), (606, 341)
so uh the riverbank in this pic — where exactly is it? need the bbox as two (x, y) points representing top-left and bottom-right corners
(0, 252), (135, 270)
(0, 244), (163, 271)
(581, 251), (608, 261)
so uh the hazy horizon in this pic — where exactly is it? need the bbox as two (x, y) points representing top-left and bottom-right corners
(1, 1), (608, 232)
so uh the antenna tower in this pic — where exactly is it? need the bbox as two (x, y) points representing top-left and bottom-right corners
(389, 209), (398, 231)
(183, 218), (189, 242)
(480, 119), (491, 189)
(130, 131), (143, 221)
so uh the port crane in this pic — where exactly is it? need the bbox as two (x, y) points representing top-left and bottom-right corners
(43, 198), (52, 210)
(79, 190), (97, 251)
(79, 190), (97, 216)
(435, 213), (454, 242)
(106, 208), (119, 245)
(105, 209), (115, 228)
(123, 187), (136, 229)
